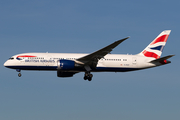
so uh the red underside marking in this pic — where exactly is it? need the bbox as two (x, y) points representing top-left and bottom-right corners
(17, 55), (37, 58)
(150, 35), (169, 45)
(142, 50), (160, 59)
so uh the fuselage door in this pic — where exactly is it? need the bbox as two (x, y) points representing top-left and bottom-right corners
(132, 57), (137, 65)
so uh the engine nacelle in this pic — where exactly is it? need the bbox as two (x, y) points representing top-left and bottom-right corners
(57, 59), (75, 70)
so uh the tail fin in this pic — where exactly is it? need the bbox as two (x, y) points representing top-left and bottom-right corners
(138, 30), (171, 59)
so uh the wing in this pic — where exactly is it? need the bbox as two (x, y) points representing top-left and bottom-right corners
(75, 37), (129, 69)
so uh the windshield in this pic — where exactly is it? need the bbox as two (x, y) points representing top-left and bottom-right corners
(9, 57), (14, 60)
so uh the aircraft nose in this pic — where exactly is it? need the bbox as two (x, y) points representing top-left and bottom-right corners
(4, 61), (9, 67)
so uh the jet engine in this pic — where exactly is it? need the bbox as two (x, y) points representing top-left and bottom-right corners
(57, 60), (77, 77)
(57, 60), (75, 70)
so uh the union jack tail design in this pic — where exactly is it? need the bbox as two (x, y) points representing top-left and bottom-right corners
(138, 30), (171, 59)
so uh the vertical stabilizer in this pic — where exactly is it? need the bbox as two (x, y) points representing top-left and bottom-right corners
(138, 30), (171, 59)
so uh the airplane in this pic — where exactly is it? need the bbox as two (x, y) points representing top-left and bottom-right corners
(4, 30), (174, 81)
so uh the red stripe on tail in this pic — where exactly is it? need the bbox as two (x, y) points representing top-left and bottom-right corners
(150, 35), (169, 45)
(142, 50), (160, 59)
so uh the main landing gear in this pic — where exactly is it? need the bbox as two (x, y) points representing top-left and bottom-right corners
(16, 69), (22, 77)
(84, 72), (93, 81)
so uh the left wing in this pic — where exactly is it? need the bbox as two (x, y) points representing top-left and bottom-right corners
(75, 37), (129, 69)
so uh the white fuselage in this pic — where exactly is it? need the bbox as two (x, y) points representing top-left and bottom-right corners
(4, 53), (158, 72)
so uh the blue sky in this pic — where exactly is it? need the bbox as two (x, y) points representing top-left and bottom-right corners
(0, 0), (180, 120)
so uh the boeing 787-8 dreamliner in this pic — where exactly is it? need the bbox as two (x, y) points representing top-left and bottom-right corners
(4, 30), (174, 81)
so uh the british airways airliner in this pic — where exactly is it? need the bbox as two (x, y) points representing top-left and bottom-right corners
(4, 30), (174, 81)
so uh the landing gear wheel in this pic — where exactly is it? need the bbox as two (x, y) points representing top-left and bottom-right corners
(84, 72), (93, 81)
(88, 77), (92, 81)
(18, 73), (22, 77)
(89, 74), (93, 78)
(84, 76), (88, 80)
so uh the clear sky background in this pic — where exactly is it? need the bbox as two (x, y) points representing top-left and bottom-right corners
(0, 0), (179, 120)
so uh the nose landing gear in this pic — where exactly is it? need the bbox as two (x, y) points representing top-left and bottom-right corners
(84, 72), (93, 81)
(18, 73), (22, 77)
(16, 69), (22, 77)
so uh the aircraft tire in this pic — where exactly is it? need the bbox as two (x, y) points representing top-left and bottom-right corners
(89, 74), (93, 78)
(88, 77), (92, 81)
(18, 73), (21, 77)
(84, 76), (88, 80)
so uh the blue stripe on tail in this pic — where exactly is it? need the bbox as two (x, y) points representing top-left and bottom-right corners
(149, 45), (164, 51)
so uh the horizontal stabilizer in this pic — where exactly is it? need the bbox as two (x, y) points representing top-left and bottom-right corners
(150, 55), (174, 63)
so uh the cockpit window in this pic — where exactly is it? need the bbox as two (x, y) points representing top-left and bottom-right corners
(9, 57), (14, 60)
